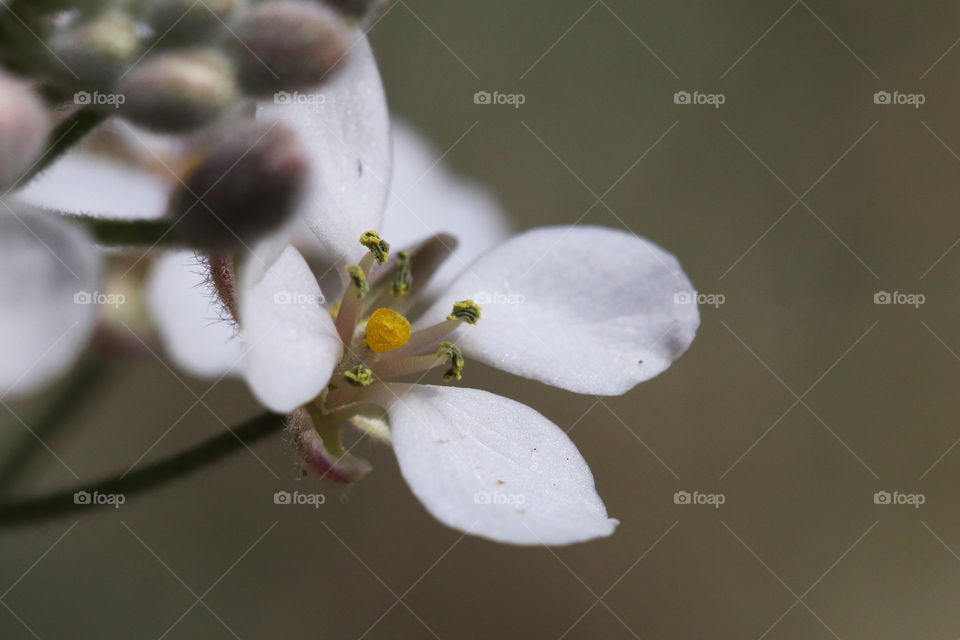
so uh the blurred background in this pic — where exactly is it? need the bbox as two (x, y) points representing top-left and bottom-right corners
(4, 1), (960, 638)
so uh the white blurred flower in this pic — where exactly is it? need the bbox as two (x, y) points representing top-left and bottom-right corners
(0, 205), (100, 396)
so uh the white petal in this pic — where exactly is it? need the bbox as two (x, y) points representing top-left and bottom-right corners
(19, 151), (169, 220)
(257, 32), (391, 269)
(0, 207), (100, 396)
(147, 251), (244, 378)
(239, 246), (342, 412)
(418, 226), (700, 395)
(376, 383), (617, 546)
(381, 121), (511, 294)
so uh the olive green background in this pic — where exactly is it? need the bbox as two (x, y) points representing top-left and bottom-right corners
(4, 1), (960, 638)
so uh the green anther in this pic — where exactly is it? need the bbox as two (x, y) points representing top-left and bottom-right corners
(392, 250), (412, 297)
(344, 365), (375, 386)
(438, 342), (464, 381)
(346, 265), (368, 297)
(359, 230), (390, 264)
(447, 299), (481, 324)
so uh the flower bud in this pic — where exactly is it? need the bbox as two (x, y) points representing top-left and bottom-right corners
(170, 121), (309, 250)
(50, 11), (141, 91)
(119, 49), (238, 133)
(0, 73), (51, 191)
(142, 0), (235, 45)
(230, 2), (350, 96)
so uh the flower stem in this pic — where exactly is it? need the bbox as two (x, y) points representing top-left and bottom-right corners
(64, 214), (188, 248)
(0, 349), (109, 492)
(13, 106), (109, 191)
(0, 411), (286, 528)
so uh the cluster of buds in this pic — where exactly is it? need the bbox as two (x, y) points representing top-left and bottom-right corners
(0, 0), (385, 249)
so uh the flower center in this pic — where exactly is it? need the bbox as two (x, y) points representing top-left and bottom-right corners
(365, 307), (411, 353)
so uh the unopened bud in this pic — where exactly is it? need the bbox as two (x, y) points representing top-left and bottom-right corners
(170, 121), (309, 250)
(119, 49), (238, 133)
(230, 2), (350, 96)
(50, 11), (141, 90)
(142, 0), (236, 45)
(0, 73), (50, 191)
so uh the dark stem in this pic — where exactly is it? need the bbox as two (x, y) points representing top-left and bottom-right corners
(63, 214), (192, 248)
(0, 350), (109, 491)
(0, 412), (286, 528)
(15, 106), (109, 190)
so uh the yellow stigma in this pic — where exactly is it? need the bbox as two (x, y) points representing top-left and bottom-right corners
(365, 308), (412, 353)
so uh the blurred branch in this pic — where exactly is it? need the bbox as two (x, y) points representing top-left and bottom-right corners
(13, 105), (108, 190)
(0, 411), (286, 528)
(0, 348), (109, 491)
(65, 214), (185, 247)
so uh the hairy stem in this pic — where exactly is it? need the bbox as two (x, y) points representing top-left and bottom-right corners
(0, 411), (286, 528)
(64, 214), (188, 248)
(14, 106), (109, 190)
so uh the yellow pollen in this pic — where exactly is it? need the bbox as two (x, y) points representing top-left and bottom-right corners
(365, 308), (411, 353)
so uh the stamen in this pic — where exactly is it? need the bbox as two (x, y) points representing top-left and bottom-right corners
(365, 307), (411, 353)
(359, 230), (390, 264)
(438, 342), (464, 381)
(334, 265), (368, 344)
(343, 365), (375, 386)
(447, 299), (482, 324)
(386, 300), (481, 359)
(370, 341), (465, 382)
(345, 265), (368, 297)
(392, 250), (412, 297)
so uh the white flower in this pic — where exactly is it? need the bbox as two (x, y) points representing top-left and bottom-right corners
(236, 223), (698, 546)
(17, 31), (701, 546)
(215, 33), (700, 546)
(0, 204), (101, 396)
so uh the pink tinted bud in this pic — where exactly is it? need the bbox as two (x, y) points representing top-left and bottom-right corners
(0, 73), (50, 191)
